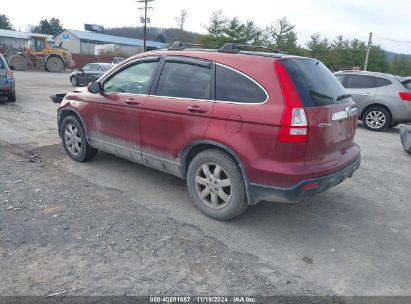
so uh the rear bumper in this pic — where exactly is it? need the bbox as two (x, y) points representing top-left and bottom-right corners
(249, 155), (361, 204)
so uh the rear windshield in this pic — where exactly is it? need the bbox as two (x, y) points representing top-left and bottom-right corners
(282, 59), (348, 107)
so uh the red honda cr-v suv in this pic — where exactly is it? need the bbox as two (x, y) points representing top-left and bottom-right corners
(57, 43), (360, 220)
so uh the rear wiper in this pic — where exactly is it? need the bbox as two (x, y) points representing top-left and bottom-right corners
(336, 94), (352, 101)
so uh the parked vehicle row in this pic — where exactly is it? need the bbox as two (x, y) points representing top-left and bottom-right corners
(334, 71), (411, 131)
(0, 54), (16, 102)
(57, 44), (360, 220)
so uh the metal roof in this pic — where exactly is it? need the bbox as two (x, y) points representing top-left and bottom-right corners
(0, 29), (54, 42)
(64, 29), (167, 49)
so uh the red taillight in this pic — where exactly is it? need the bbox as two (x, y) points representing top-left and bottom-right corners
(274, 61), (308, 143)
(399, 92), (411, 101)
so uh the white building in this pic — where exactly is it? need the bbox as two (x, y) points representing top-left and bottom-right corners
(54, 29), (166, 57)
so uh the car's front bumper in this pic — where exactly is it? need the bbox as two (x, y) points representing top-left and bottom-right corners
(249, 156), (361, 204)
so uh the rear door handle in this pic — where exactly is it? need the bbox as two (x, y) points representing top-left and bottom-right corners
(186, 106), (207, 113)
(363, 93), (373, 96)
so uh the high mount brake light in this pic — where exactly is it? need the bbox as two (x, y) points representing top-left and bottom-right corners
(274, 61), (308, 143)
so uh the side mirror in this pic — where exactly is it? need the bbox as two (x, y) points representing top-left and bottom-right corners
(88, 82), (102, 94)
(9, 66), (15, 71)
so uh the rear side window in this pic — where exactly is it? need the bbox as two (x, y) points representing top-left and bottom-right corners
(156, 62), (212, 100)
(376, 77), (392, 87)
(346, 75), (376, 89)
(281, 59), (347, 107)
(402, 80), (411, 90)
(216, 65), (267, 103)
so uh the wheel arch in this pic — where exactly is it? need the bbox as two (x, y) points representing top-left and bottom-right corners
(8, 53), (30, 66)
(360, 103), (392, 120)
(45, 54), (64, 63)
(180, 140), (253, 204)
(58, 108), (92, 145)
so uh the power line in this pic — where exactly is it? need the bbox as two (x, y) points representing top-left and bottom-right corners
(373, 34), (411, 44)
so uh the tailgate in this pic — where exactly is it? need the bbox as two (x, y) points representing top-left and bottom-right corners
(305, 101), (359, 177)
(281, 58), (360, 177)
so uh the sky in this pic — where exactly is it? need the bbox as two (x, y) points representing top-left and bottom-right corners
(3, 0), (411, 54)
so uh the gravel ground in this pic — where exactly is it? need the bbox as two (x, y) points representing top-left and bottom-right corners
(0, 141), (321, 297)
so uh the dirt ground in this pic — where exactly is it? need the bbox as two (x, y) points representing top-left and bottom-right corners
(0, 141), (320, 296)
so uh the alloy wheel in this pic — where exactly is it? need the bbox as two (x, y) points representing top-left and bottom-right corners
(194, 163), (232, 209)
(64, 123), (82, 156)
(365, 110), (386, 129)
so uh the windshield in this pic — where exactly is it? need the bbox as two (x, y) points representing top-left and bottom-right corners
(281, 58), (349, 107)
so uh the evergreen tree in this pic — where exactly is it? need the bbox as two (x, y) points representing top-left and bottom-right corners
(32, 18), (63, 36)
(0, 14), (13, 30)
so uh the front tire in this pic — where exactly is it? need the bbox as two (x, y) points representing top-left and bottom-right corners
(70, 76), (78, 86)
(61, 116), (97, 162)
(363, 107), (391, 131)
(46, 57), (64, 73)
(186, 149), (248, 220)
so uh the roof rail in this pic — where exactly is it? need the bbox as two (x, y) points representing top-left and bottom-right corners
(219, 43), (280, 54)
(168, 41), (219, 50)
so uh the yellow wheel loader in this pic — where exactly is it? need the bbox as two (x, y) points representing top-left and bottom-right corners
(8, 34), (75, 72)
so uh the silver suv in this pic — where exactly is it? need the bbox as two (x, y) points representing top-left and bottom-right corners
(334, 71), (411, 131)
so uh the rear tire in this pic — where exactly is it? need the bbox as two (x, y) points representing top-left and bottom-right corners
(362, 106), (391, 131)
(8, 54), (28, 71)
(46, 57), (64, 73)
(61, 116), (97, 162)
(7, 92), (16, 102)
(186, 149), (248, 220)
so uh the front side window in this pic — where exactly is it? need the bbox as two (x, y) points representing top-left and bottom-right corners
(103, 61), (158, 95)
(34, 39), (45, 52)
(216, 65), (267, 103)
(346, 75), (376, 89)
(156, 62), (212, 100)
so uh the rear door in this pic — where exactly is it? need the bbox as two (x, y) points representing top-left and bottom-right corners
(141, 56), (214, 168)
(281, 59), (359, 177)
(345, 74), (378, 111)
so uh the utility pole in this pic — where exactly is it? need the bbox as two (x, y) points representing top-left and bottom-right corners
(364, 32), (372, 71)
(137, 0), (154, 52)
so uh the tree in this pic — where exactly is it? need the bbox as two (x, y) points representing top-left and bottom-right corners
(264, 17), (298, 53)
(198, 12), (262, 47)
(32, 18), (63, 36)
(175, 9), (188, 31)
(307, 33), (332, 66)
(204, 10), (227, 38)
(0, 14), (13, 30)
